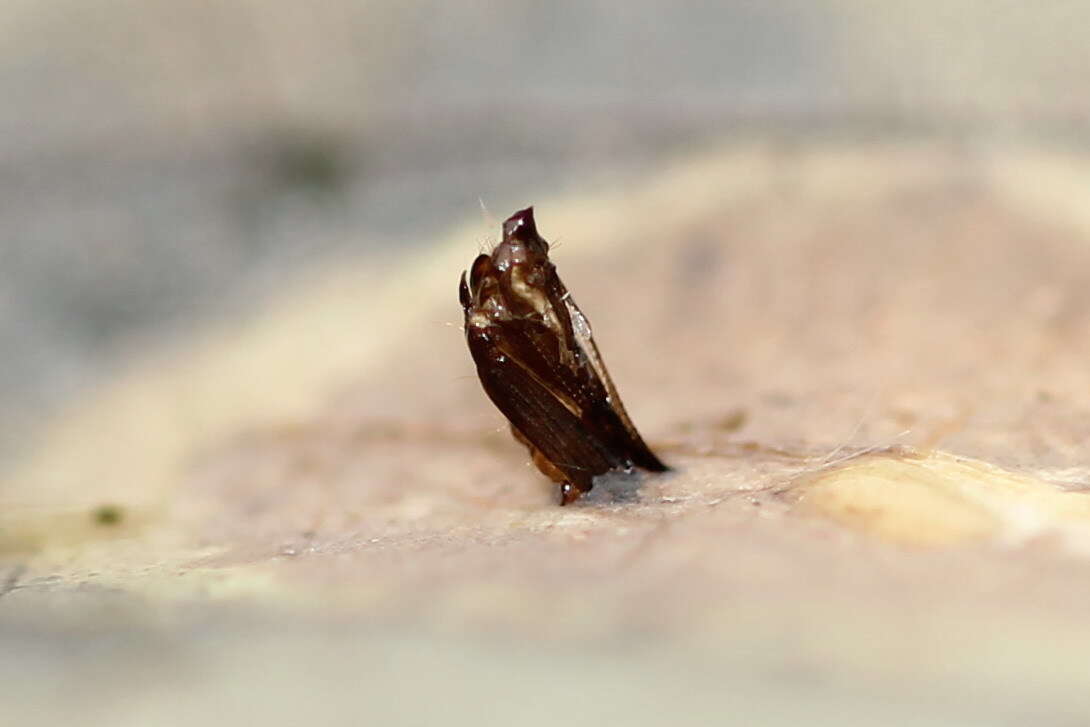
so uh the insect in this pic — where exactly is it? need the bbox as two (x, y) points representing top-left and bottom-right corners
(459, 207), (668, 504)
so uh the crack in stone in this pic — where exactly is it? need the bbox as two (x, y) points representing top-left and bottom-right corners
(0, 565), (26, 599)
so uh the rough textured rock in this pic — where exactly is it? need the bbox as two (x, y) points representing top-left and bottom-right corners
(4, 143), (1090, 725)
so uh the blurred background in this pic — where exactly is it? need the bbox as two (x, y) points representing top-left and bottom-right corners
(4, 0), (1090, 458)
(6, 4), (1090, 725)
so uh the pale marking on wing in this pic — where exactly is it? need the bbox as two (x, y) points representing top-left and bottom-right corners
(509, 265), (573, 365)
(563, 295), (640, 432)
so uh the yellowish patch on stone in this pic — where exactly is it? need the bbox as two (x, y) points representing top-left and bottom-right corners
(0, 506), (149, 554)
(799, 450), (1090, 550)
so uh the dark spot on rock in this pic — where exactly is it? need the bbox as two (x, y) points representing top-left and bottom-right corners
(92, 504), (123, 526)
(717, 409), (748, 432)
(265, 131), (353, 195)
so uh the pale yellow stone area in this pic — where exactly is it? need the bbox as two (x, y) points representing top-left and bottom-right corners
(800, 450), (1090, 549)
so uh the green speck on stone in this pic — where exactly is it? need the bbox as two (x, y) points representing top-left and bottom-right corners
(93, 505), (123, 526)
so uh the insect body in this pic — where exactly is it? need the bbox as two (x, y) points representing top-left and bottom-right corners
(459, 207), (667, 504)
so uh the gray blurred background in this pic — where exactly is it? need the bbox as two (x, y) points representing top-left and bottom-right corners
(3, 0), (1089, 454)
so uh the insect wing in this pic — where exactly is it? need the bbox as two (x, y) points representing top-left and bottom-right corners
(466, 325), (618, 491)
(560, 291), (668, 473)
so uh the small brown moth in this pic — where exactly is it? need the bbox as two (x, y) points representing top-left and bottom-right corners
(459, 207), (668, 504)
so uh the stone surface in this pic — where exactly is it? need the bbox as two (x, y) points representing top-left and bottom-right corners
(4, 143), (1090, 725)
